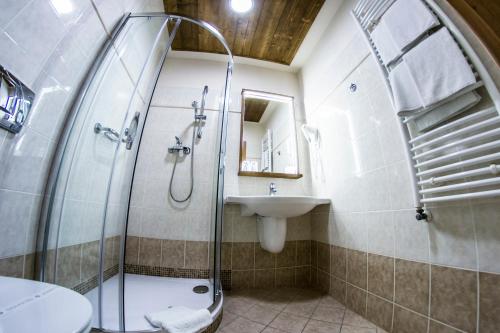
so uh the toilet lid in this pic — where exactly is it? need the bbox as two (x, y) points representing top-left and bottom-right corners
(0, 276), (92, 333)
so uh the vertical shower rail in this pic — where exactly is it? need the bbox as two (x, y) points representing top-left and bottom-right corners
(351, 0), (500, 220)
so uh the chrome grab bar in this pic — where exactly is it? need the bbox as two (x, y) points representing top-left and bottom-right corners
(94, 122), (120, 142)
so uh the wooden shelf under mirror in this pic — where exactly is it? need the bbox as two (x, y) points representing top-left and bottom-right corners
(238, 89), (303, 180)
(238, 171), (303, 179)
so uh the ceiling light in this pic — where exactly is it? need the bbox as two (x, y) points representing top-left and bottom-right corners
(230, 0), (253, 13)
(50, 0), (74, 15)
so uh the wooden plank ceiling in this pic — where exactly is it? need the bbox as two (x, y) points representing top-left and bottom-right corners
(164, 0), (325, 65)
(244, 98), (269, 122)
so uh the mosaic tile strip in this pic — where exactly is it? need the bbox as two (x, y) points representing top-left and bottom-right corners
(124, 264), (209, 279)
(73, 265), (119, 295)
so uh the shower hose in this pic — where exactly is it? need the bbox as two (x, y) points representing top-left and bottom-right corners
(168, 113), (198, 203)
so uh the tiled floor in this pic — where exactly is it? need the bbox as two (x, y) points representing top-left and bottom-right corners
(217, 288), (388, 333)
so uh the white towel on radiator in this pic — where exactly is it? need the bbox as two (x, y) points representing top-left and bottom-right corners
(145, 306), (212, 333)
(370, 20), (400, 65)
(370, 0), (439, 64)
(390, 27), (477, 115)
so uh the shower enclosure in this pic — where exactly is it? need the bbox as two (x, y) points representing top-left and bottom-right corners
(36, 13), (233, 332)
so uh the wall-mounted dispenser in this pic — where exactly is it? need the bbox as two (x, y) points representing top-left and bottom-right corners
(0, 65), (35, 133)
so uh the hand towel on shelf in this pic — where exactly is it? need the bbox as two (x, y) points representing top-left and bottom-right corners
(389, 27), (477, 115)
(145, 306), (212, 333)
(370, 0), (439, 65)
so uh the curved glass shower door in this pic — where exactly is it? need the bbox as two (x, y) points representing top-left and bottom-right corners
(39, 12), (233, 333)
(38, 15), (172, 331)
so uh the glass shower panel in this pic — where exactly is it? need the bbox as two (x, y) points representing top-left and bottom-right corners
(102, 16), (170, 331)
(41, 15), (170, 332)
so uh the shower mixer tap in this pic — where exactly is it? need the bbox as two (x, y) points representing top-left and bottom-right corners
(168, 136), (191, 155)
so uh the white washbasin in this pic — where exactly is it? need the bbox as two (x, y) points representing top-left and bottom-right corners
(225, 195), (330, 253)
(225, 195), (330, 218)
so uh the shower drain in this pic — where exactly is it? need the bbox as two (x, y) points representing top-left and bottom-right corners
(193, 285), (209, 294)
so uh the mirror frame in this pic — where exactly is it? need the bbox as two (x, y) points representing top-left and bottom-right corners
(238, 89), (303, 179)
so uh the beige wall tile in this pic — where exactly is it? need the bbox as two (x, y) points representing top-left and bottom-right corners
(311, 240), (318, 268)
(331, 245), (347, 280)
(367, 254), (394, 301)
(346, 284), (367, 316)
(366, 294), (393, 332)
(222, 242), (232, 270)
(139, 237), (161, 267)
(318, 242), (331, 273)
(0, 255), (24, 278)
(330, 276), (347, 305)
(295, 267), (311, 287)
(56, 244), (81, 288)
(393, 306), (428, 333)
(255, 269), (275, 288)
(23, 253), (35, 280)
(395, 259), (429, 315)
(430, 265), (477, 332)
(296, 240), (311, 266)
(255, 245), (276, 269)
(318, 270), (330, 293)
(81, 240), (99, 280)
(161, 239), (184, 268)
(428, 320), (462, 333)
(125, 236), (139, 265)
(276, 268), (295, 288)
(479, 272), (500, 333)
(347, 249), (367, 289)
(277, 241), (296, 268)
(184, 241), (208, 269)
(232, 270), (254, 289)
(232, 242), (254, 270)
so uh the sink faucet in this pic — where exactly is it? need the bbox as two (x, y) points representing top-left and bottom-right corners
(269, 182), (277, 196)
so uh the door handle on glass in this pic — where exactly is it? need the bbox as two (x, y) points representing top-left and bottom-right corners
(94, 122), (120, 142)
(123, 112), (140, 150)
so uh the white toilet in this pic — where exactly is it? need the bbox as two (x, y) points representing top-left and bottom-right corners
(0, 276), (92, 333)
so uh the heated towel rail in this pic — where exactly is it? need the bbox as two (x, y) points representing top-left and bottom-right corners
(352, 0), (500, 220)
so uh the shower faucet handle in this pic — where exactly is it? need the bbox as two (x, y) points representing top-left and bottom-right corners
(175, 136), (182, 146)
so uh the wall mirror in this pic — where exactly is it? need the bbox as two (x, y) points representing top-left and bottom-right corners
(239, 89), (302, 179)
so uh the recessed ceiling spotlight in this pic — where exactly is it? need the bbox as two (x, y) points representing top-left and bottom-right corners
(230, 0), (253, 13)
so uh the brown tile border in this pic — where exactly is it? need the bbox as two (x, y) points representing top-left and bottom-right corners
(310, 240), (499, 333)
